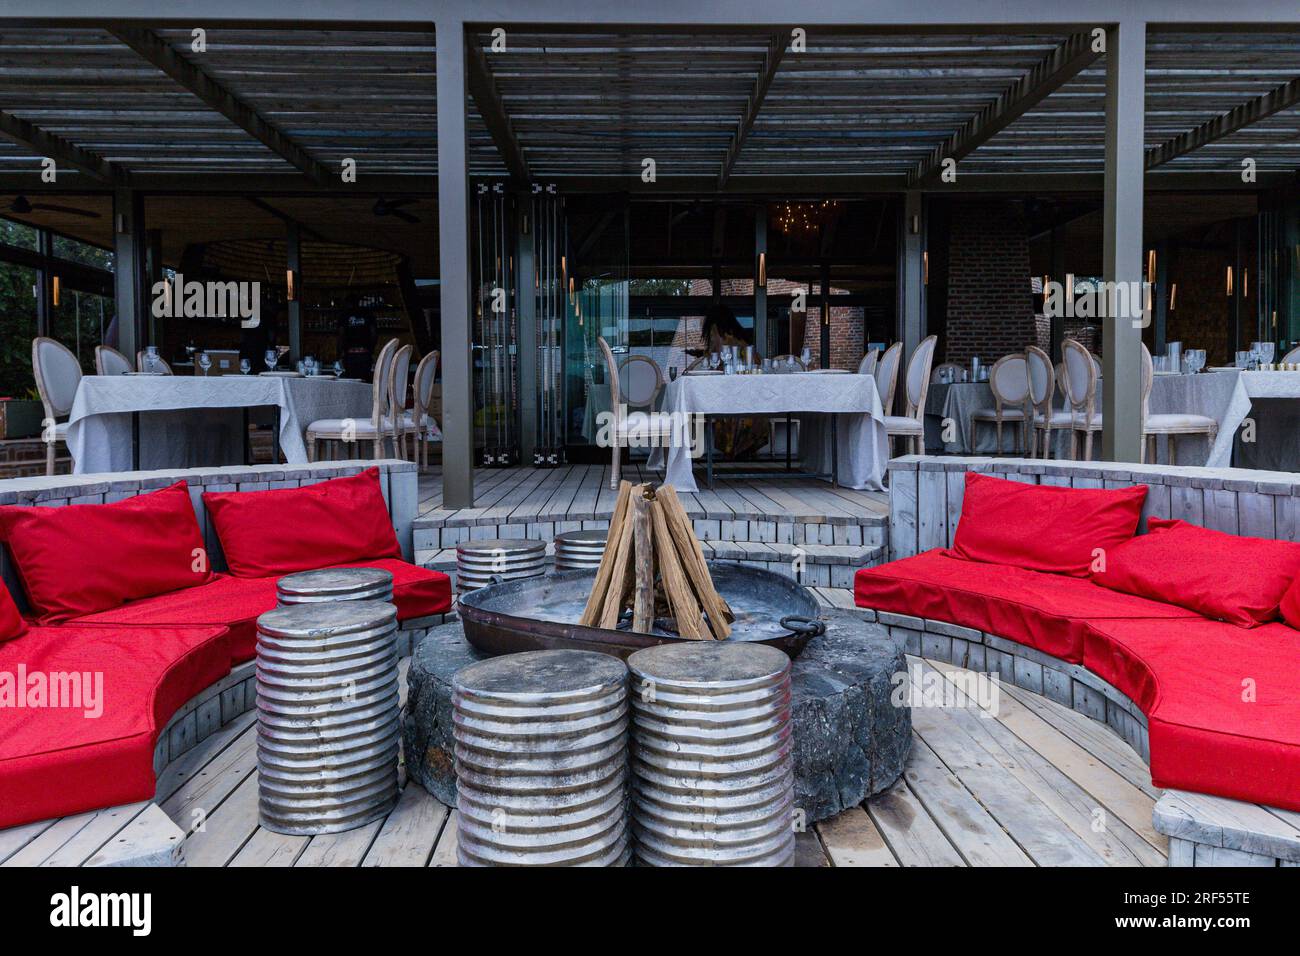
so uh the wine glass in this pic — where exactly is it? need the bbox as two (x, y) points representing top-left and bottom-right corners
(264, 349), (278, 373)
(333, 360), (343, 378)
(799, 346), (812, 370)
(197, 351), (212, 377)
(708, 352), (720, 371)
(143, 345), (160, 374)
(1260, 342), (1276, 367)
(239, 358), (251, 375)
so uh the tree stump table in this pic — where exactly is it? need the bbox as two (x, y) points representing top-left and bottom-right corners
(404, 609), (910, 821)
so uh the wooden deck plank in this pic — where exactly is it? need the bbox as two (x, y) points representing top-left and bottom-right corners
(182, 771), (261, 867)
(361, 784), (448, 867)
(428, 809), (459, 866)
(228, 825), (309, 867)
(24, 803), (152, 868)
(294, 819), (385, 867)
(814, 805), (900, 867)
(865, 776), (967, 866)
(0, 819), (58, 865)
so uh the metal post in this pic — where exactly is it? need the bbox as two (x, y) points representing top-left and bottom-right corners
(286, 220), (302, 360)
(819, 258), (831, 368)
(1153, 240), (1169, 355)
(1049, 225), (1066, 362)
(437, 19), (475, 507)
(35, 228), (52, 336)
(517, 198), (538, 463)
(112, 187), (143, 358)
(1101, 20), (1145, 463)
(754, 207), (768, 354)
(899, 191), (925, 371)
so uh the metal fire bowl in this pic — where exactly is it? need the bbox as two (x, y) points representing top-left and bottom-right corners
(457, 562), (825, 662)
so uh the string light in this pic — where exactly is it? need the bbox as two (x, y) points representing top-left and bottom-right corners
(774, 200), (839, 236)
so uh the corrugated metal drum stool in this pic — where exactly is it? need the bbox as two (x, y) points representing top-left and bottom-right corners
(553, 530), (608, 572)
(255, 600), (401, 835)
(627, 642), (795, 866)
(452, 649), (630, 866)
(276, 566), (394, 606)
(456, 538), (546, 593)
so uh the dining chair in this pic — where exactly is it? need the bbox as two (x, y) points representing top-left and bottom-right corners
(969, 353), (1029, 454)
(305, 338), (398, 461)
(1062, 338), (1103, 460)
(1282, 345), (1300, 365)
(403, 350), (440, 471)
(135, 350), (174, 374)
(619, 354), (665, 411)
(94, 345), (133, 376)
(388, 344), (415, 460)
(1025, 345), (1069, 459)
(873, 341), (903, 415)
(773, 353), (807, 371)
(32, 337), (81, 475)
(857, 349), (879, 376)
(882, 335), (937, 455)
(1140, 343), (1217, 465)
(597, 336), (673, 490)
(930, 361), (963, 384)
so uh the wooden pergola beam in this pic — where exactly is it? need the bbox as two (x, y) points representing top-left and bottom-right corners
(466, 40), (529, 183)
(1146, 77), (1300, 169)
(907, 31), (1102, 186)
(109, 26), (330, 184)
(718, 33), (787, 189)
(0, 109), (125, 184)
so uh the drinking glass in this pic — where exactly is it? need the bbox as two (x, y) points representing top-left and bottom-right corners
(144, 345), (160, 374)
(668, 366), (679, 382)
(1236, 350), (1251, 369)
(800, 346), (812, 370)
(265, 349), (278, 373)
(708, 352), (720, 371)
(197, 351), (212, 376)
(786, 355), (797, 373)
(333, 360), (343, 377)
(1260, 342), (1276, 366)
(239, 358), (251, 375)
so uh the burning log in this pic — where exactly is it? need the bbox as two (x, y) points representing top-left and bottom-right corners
(578, 481), (734, 640)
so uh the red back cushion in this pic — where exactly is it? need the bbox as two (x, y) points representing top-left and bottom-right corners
(203, 468), (400, 578)
(0, 482), (212, 624)
(1094, 517), (1300, 627)
(950, 472), (1147, 576)
(0, 586), (26, 642)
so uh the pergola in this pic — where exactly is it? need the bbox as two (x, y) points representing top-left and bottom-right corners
(4, 1), (1300, 506)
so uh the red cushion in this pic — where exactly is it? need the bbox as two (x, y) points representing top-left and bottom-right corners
(0, 586), (26, 643)
(854, 550), (1200, 663)
(203, 468), (400, 578)
(1271, 561), (1300, 630)
(0, 623), (231, 830)
(72, 560), (451, 665)
(0, 482), (212, 624)
(1084, 618), (1300, 811)
(951, 473), (1147, 577)
(1093, 517), (1300, 627)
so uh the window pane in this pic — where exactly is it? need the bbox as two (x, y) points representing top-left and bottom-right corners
(51, 287), (116, 375)
(0, 261), (38, 397)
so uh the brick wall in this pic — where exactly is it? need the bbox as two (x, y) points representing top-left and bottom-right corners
(943, 202), (1035, 365)
(1167, 246), (1232, 366)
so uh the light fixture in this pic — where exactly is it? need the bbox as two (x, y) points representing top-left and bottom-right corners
(286, 268), (297, 301)
(1147, 249), (1156, 281)
(757, 252), (766, 288)
(51, 275), (60, 307)
(1170, 283), (1177, 311)
(1243, 268), (1249, 298)
(922, 250), (929, 285)
(1065, 272), (1075, 308)
(1226, 266), (1234, 297)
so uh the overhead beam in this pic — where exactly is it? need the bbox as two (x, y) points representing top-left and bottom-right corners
(1146, 76), (1300, 169)
(465, 40), (529, 183)
(718, 32), (787, 189)
(108, 26), (331, 184)
(907, 31), (1102, 186)
(0, 109), (125, 184)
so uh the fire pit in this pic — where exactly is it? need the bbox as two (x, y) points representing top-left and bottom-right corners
(457, 563), (826, 661)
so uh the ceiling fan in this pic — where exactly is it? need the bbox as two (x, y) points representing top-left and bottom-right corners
(8, 195), (101, 219)
(371, 197), (421, 224)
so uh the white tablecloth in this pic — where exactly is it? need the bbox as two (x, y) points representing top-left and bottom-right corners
(648, 372), (888, 492)
(1213, 370), (1300, 470)
(67, 375), (374, 474)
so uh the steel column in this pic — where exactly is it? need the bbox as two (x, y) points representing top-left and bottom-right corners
(436, 20), (475, 507)
(1101, 20), (1145, 463)
(899, 191), (925, 371)
(112, 187), (144, 358)
(754, 208), (768, 354)
(286, 221), (302, 360)
(517, 201), (538, 462)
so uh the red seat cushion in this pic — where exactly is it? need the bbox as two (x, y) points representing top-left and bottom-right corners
(854, 550), (1201, 663)
(0, 586), (26, 644)
(951, 472), (1147, 577)
(203, 468), (401, 578)
(1084, 617), (1300, 811)
(1093, 517), (1300, 627)
(0, 623), (230, 830)
(71, 561), (451, 664)
(0, 482), (212, 623)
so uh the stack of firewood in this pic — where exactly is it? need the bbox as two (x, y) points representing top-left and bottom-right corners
(579, 482), (734, 639)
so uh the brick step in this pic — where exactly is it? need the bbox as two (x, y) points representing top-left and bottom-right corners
(417, 541), (884, 591)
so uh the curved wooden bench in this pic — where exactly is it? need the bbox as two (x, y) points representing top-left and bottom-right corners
(863, 606), (1300, 868)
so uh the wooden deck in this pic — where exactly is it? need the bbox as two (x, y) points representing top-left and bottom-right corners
(0, 587), (1168, 868)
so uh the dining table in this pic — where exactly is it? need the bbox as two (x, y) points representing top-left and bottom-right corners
(66, 374), (374, 474)
(648, 369), (888, 493)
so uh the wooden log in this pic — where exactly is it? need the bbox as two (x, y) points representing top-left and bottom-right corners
(598, 483), (640, 629)
(656, 484), (732, 638)
(579, 480), (632, 627)
(649, 493), (708, 639)
(631, 489), (655, 633)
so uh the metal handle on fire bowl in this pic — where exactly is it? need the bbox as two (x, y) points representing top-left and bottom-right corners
(780, 615), (826, 638)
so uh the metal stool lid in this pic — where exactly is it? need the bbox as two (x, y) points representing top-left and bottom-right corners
(454, 649), (627, 702)
(277, 566), (394, 597)
(627, 642), (790, 689)
(554, 530), (608, 545)
(257, 599), (397, 639)
(456, 538), (546, 556)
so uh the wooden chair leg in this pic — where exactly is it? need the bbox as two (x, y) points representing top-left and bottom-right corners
(1084, 429), (1094, 462)
(45, 436), (55, 476)
(1168, 435), (1176, 466)
(610, 440), (621, 491)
